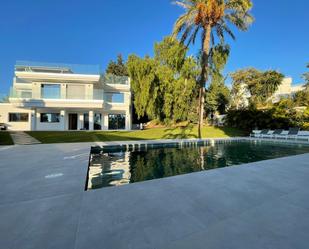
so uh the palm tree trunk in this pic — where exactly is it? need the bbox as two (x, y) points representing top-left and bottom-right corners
(197, 24), (212, 139)
(197, 87), (203, 138)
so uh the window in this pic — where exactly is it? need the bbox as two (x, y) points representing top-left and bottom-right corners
(94, 113), (102, 130)
(41, 84), (61, 99)
(9, 113), (29, 122)
(40, 113), (60, 123)
(104, 92), (124, 103)
(108, 114), (125, 130)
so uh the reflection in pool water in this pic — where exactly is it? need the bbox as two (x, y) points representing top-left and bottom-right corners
(87, 140), (309, 190)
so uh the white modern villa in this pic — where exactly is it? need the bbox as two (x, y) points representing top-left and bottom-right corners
(0, 61), (132, 131)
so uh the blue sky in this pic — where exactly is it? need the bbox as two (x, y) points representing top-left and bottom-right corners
(0, 0), (308, 94)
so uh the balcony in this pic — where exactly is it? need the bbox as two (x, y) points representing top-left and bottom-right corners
(8, 88), (128, 110)
(101, 74), (129, 85)
(9, 87), (105, 101)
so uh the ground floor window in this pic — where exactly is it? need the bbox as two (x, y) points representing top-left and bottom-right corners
(108, 114), (125, 130)
(40, 113), (60, 123)
(9, 113), (29, 122)
(94, 113), (102, 130)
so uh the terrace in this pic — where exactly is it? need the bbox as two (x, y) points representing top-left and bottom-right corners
(0, 138), (309, 249)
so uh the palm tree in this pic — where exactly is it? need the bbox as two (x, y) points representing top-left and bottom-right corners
(304, 63), (309, 89)
(172, 0), (254, 138)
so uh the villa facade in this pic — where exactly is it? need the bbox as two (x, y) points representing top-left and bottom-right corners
(0, 61), (132, 131)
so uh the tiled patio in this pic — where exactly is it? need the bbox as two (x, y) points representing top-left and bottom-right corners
(0, 139), (308, 249)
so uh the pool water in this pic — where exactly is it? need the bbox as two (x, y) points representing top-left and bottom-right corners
(87, 140), (309, 190)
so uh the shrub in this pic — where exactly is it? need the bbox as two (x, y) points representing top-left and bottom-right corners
(225, 109), (293, 132)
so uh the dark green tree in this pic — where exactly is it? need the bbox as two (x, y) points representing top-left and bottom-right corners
(106, 54), (128, 76)
(205, 44), (231, 115)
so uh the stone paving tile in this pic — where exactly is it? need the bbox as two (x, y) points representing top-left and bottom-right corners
(75, 183), (221, 249)
(0, 141), (309, 249)
(0, 144), (89, 205)
(163, 198), (309, 249)
(0, 193), (82, 249)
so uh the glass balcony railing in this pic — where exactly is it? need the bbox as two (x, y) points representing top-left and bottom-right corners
(14, 61), (130, 86)
(8, 88), (123, 102)
(101, 74), (129, 85)
(9, 88), (32, 99)
(15, 61), (101, 75)
(0, 93), (9, 103)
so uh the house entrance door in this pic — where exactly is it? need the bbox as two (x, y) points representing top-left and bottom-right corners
(68, 114), (78, 130)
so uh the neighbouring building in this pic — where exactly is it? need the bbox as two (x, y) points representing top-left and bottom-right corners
(232, 77), (306, 109)
(0, 61), (132, 131)
(271, 77), (306, 103)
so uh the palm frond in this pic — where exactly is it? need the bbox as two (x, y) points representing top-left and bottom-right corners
(221, 22), (236, 40)
(172, 0), (192, 10)
(186, 26), (201, 46)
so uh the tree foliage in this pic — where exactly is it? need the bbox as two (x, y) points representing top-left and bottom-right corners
(230, 68), (284, 108)
(226, 94), (309, 132)
(205, 44), (230, 114)
(225, 108), (293, 132)
(106, 54), (128, 76)
(127, 37), (199, 124)
(205, 81), (230, 114)
(172, 0), (254, 137)
(294, 89), (309, 107)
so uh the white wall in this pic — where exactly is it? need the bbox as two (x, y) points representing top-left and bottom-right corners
(0, 104), (32, 131)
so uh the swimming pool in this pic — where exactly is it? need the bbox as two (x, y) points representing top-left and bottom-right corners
(86, 139), (309, 190)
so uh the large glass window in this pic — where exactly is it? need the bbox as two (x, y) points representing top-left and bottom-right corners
(108, 114), (126, 130)
(9, 113), (29, 122)
(94, 113), (102, 130)
(40, 113), (60, 123)
(104, 92), (124, 103)
(41, 84), (61, 99)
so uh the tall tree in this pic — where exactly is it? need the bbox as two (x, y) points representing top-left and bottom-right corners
(172, 0), (254, 138)
(106, 54), (128, 76)
(127, 37), (199, 123)
(205, 44), (230, 115)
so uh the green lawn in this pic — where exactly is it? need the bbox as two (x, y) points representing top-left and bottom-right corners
(26, 126), (245, 144)
(0, 132), (14, 145)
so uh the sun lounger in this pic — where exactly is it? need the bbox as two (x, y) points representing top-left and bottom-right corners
(293, 131), (309, 142)
(250, 130), (261, 137)
(276, 128), (300, 140)
(253, 129), (269, 138)
(268, 129), (284, 139)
